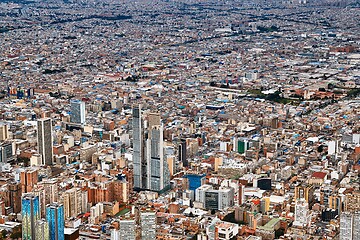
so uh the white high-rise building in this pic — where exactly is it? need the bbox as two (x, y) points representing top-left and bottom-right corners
(141, 211), (156, 240)
(70, 100), (86, 124)
(340, 212), (360, 240)
(293, 198), (309, 227)
(37, 118), (53, 166)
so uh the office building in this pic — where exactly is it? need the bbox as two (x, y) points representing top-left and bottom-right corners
(329, 195), (343, 213)
(294, 184), (315, 206)
(257, 178), (272, 190)
(35, 219), (50, 240)
(344, 192), (360, 212)
(204, 188), (235, 211)
(132, 106), (170, 192)
(60, 188), (88, 219)
(20, 168), (39, 193)
(148, 124), (168, 191)
(178, 138), (187, 167)
(340, 212), (360, 240)
(0, 123), (9, 141)
(8, 181), (22, 213)
(140, 211), (156, 240)
(195, 184), (213, 204)
(22, 194), (40, 240)
(37, 118), (53, 166)
(0, 142), (14, 164)
(42, 179), (59, 206)
(184, 174), (206, 192)
(70, 100), (86, 124)
(46, 203), (64, 240)
(116, 218), (136, 240)
(260, 197), (270, 213)
(132, 106), (144, 189)
(293, 199), (309, 228)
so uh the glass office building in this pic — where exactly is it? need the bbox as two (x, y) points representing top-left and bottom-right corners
(22, 194), (40, 240)
(46, 203), (64, 240)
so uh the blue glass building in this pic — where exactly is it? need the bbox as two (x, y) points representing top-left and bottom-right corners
(46, 203), (64, 240)
(22, 194), (40, 240)
(184, 174), (206, 191)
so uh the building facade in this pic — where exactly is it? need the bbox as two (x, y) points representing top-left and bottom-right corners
(22, 194), (40, 240)
(132, 106), (170, 192)
(46, 203), (64, 240)
(340, 212), (360, 240)
(70, 100), (86, 124)
(37, 118), (53, 166)
(140, 211), (156, 240)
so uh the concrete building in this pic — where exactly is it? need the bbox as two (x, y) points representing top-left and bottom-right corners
(37, 118), (53, 166)
(340, 212), (360, 240)
(140, 211), (156, 240)
(114, 218), (136, 240)
(70, 100), (86, 124)
(293, 199), (309, 228)
(0, 123), (9, 141)
(132, 107), (170, 192)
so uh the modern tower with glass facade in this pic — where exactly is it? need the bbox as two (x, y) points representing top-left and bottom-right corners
(22, 194), (40, 240)
(132, 106), (170, 192)
(70, 100), (86, 124)
(46, 203), (64, 240)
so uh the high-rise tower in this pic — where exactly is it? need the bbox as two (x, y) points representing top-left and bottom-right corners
(178, 139), (187, 167)
(46, 203), (64, 240)
(132, 106), (143, 189)
(132, 106), (170, 192)
(22, 194), (40, 240)
(340, 212), (360, 240)
(37, 118), (53, 166)
(70, 100), (86, 124)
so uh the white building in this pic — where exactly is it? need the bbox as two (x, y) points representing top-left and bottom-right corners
(111, 219), (136, 240)
(340, 212), (360, 240)
(293, 198), (309, 227)
(195, 184), (213, 203)
(141, 211), (156, 240)
(206, 218), (239, 240)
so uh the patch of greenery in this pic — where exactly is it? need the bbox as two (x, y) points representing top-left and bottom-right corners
(347, 88), (360, 97)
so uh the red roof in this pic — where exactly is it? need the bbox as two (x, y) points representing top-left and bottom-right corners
(311, 172), (327, 179)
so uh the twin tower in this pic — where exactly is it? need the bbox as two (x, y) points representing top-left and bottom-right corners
(132, 106), (170, 193)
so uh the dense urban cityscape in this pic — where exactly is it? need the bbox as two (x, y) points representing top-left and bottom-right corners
(0, 0), (359, 239)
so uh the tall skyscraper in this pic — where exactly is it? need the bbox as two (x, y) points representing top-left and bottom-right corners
(132, 106), (144, 189)
(148, 124), (165, 191)
(22, 194), (40, 240)
(46, 203), (64, 240)
(178, 139), (187, 167)
(70, 100), (86, 124)
(132, 106), (170, 192)
(340, 212), (360, 240)
(37, 118), (53, 166)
